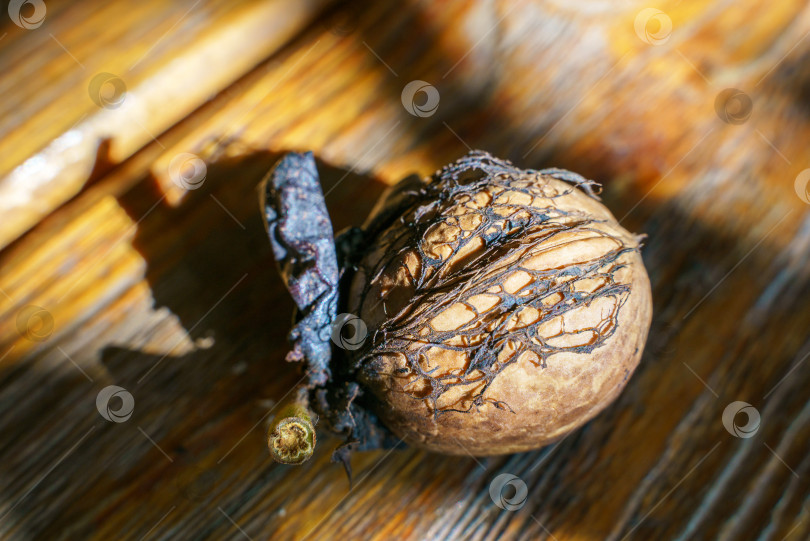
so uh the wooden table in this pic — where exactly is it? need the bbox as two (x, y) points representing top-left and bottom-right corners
(1, 0), (809, 539)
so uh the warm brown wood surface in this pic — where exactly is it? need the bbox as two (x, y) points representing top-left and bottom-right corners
(1, 0), (809, 539)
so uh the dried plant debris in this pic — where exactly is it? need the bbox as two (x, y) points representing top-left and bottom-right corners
(261, 152), (337, 388)
(262, 150), (652, 469)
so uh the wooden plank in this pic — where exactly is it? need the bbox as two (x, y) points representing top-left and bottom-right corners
(1, 0), (809, 539)
(0, 0), (331, 248)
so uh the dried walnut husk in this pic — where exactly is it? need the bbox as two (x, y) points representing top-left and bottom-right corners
(262, 150), (652, 466)
(346, 152), (652, 455)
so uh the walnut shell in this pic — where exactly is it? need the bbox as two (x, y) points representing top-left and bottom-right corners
(348, 152), (652, 455)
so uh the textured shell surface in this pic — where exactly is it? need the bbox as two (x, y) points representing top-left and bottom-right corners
(348, 152), (653, 455)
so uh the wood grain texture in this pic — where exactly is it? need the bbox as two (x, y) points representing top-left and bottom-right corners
(1, 0), (809, 539)
(0, 0), (330, 248)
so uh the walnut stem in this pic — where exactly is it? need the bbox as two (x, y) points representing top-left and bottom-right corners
(267, 387), (316, 465)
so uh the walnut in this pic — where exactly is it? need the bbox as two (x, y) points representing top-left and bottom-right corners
(347, 151), (652, 455)
(263, 150), (652, 468)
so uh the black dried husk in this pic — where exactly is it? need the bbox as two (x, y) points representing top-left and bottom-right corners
(262, 152), (403, 473)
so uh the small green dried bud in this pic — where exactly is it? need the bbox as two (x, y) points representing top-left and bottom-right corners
(268, 390), (316, 465)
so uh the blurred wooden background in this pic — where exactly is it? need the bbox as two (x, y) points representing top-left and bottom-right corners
(1, 0), (809, 539)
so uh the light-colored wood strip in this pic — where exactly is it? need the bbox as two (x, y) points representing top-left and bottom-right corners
(0, 0), (331, 249)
